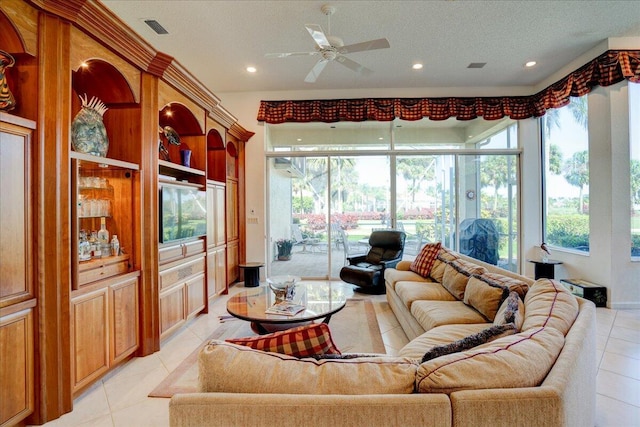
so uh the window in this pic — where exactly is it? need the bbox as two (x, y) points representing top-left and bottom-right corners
(266, 117), (521, 278)
(542, 96), (589, 252)
(630, 83), (640, 258)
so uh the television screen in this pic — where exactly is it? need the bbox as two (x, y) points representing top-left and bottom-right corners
(159, 183), (207, 243)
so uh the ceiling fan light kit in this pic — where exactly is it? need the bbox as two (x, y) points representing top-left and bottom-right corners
(265, 4), (390, 83)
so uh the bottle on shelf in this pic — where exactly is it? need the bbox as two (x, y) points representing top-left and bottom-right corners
(97, 217), (110, 257)
(111, 235), (120, 256)
(78, 230), (91, 261)
(89, 230), (100, 258)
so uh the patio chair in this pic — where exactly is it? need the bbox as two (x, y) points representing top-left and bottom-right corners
(340, 229), (367, 265)
(292, 224), (319, 253)
(339, 230), (406, 294)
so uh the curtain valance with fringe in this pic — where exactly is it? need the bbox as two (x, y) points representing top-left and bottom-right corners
(257, 50), (640, 124)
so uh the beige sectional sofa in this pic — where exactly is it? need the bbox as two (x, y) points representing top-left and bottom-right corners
(169, 249), (596, 427)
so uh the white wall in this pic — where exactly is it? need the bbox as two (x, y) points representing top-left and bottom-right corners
(220, 61), (639, 309)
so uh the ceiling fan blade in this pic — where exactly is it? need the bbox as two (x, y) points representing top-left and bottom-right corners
(338, 38), (390, 54)
(304, 59), (329, 83)
(265, 51), (318, 58)
(305, 24), (331, 49)
(336, 55), (372, 76)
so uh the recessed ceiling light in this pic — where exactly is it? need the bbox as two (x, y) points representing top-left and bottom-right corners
(525, 61), (537, 68)
(378, 137), (384, 140)
(296, 138), (302, 142)
(412, 63), (423, 70)
(246, 66), (257, 73)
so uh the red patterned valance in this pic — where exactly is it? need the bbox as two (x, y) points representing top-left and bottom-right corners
(257, 50), (640, 124)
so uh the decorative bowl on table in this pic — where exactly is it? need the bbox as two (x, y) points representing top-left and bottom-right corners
(266, 275), (300, 301)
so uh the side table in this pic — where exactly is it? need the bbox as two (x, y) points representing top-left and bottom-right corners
(527, 259), (563, 279)
(238, 262), (264, 287)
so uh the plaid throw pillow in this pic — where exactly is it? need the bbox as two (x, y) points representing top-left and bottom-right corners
(410, 242), (442, 277)
(226, 323), (341, 358)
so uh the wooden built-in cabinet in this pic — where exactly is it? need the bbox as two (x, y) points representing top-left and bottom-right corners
(70, 273), (140, 393)
(0, 0), (253, 423)
(158, 242), (206, 338)
(0, 113), (35, 427)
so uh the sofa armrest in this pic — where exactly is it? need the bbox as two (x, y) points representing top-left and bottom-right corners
(450, 387), (564, 427)
(170, 393), (452, 427)
(394, 260), (412, 271)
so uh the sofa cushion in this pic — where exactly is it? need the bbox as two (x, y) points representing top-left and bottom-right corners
(522, 278), (579, 335)
(225, 323), (340, 358)
(481, 272), (530, 299)
(198, 340), (418, 395)
(494, 291), (525, 331)
(396, 281), (456, 310)
(410, 242), (441, 277)
(398, 323), (492, 359)
(415, 326), (565, 394)
(429, 247), (459, 283)
(421, 323), (517, 362)
(463, 275), (509, 321)
(441, 259), (487, 300)
(411, 301), (488, 331)
(384, 268), (429, 291)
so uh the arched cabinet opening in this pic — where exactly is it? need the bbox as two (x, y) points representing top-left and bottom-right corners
(0, 10), (37, 120)
(207, 128), (225, 182)
(71, 59), (139, 164)
(159, 102), (205, 171)
(226, 140), (238, 179)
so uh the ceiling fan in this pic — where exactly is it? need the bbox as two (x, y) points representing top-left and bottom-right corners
(265, 4), (390, 83)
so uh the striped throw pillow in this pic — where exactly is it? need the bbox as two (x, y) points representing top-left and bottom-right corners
(226, 323), (341, 358)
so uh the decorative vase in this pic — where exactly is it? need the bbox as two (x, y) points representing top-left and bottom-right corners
(0, 50), (16, 112)
(71, 94), (109, 157)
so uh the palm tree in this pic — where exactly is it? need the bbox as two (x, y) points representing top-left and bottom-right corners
(396, 157), (436, 208)
(563, 150), (589, 213)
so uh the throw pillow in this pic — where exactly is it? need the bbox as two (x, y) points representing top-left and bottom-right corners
(410, 242), (442, 277)
(494, 291), (525, 331)
(481, 272), (530, 299)
(429, 247), (460, 282)
(463, 275), (509, 321)
(226, 323), (341, 358)
(441, 259), (487, 300)
(421, 323), (517, 363)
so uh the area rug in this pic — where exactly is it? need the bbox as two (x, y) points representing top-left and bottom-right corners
(148, 298), (385, 398)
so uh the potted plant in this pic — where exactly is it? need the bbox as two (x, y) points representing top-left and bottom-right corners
(276, 238), (294, 261)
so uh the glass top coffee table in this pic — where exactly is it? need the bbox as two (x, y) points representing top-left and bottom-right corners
(226, 281), (353, 334)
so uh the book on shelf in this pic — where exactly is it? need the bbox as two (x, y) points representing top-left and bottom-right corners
(265, 301), (306, 316)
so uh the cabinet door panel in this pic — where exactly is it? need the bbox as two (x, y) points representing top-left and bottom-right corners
(0, 122), (32, 306)
(214, 185), (226, 246)
(215, 248), (226, 294)
(186, 274), (205, 318)
(159, 255), (205, 291)
(110, 277), (139, 364)
(72, 289), (109, 391)
(226, 242), (239, 285)
(0, 307), (34, 427)
(160, 286), (185, 338)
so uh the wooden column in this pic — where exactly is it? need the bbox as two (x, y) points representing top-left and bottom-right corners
(31, 12), (73, 423)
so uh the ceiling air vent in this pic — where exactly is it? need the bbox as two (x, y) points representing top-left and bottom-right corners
(144, 19), (169, 35)
(467, 62), (487, 69)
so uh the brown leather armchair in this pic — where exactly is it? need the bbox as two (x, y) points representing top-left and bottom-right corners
(339, 230), (406, 293)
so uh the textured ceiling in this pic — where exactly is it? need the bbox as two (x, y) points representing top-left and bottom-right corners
(102, 1), (640, 94)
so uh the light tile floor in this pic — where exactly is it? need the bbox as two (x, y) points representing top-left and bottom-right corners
(34, 284), (640, 427)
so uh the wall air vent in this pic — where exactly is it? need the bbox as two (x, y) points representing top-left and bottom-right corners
(467, 62), (487, 69)
(144, 19), (169, 35)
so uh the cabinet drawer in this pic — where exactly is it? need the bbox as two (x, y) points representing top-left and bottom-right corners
(159, 239), (205, 264)
(159, 255), (205, 291)
(186, 273), (205, 318)
(78, 256), (130, 286)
